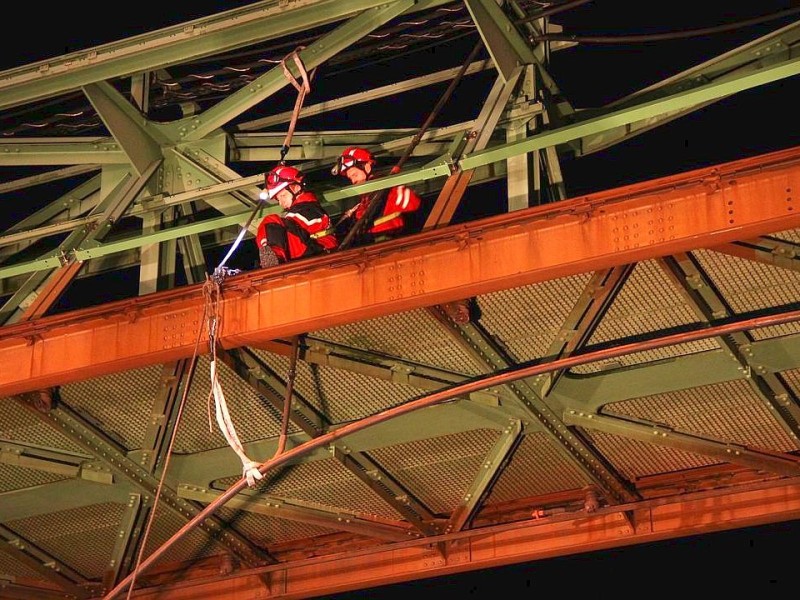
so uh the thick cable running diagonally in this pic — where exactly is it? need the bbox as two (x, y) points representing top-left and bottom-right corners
(123, 315), (204, 600)
(273, 335), (300, 458)
(103, 306), (800, 600)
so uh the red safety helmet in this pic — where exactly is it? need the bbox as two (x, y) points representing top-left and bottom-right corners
(331, 146), (376, 177)
(265, 164), (305, 191)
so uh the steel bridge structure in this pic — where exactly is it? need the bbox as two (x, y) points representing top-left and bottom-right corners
(1, 2), (799, 598)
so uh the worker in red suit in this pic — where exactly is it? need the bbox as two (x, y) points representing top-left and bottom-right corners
(330, 148), (480, 323)
(255, 164), (337, 268)
(331, 146), (422, 247)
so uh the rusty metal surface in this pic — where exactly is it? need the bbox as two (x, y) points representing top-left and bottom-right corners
(1, 146), (799, 397)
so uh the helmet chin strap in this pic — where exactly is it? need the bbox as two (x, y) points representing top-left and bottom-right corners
(286, 183), (303, 204)
(352, 162), (372, 180)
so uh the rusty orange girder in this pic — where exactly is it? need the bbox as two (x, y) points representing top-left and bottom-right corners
(1, 145), (799, 398)
(128, 477), (800, 599)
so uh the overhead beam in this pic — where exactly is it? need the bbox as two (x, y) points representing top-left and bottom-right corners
(446, 419), (523, 533)
(0, 441), (100, 480)
(0, 139), (127, 167)
(0, 145), (799, 397)
(170, 0), (415, 141)
(235, 60), (494, 131)
(0, 164), (100, 194)
(82, 81), (164, 175)
(577, 20), (800, 155)
(0, 0), (452, 111)
(460, 52), (800, 170)
(464, 0), (534, 82)
(0, 478), (131, 521)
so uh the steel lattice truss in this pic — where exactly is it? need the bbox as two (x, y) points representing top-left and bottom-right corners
(1, 2), (800, 599)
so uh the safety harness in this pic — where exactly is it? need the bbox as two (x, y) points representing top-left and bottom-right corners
(205, 47), (313, 487)
(205, 41), (481, 487)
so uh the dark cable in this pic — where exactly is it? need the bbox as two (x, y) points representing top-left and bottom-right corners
(531, 6), (800, 44)
(325, 29), (479, 78)
(337, 39), (484, 250)
(515, 0), (595, 25)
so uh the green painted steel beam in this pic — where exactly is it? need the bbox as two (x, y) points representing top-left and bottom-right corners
(754, 334), (800, 372)
(237, 59), (494, 131)
(322, 158), (455, 201)
(551, 333), (800, 412)
(300, 336), (508, 404)
(464, 0), (534, 82)
(579, 20), (800, 155)
(0, 174), (101, 253)
(104, 493), (149, 591)
(82, 81), (165, 174)
(0, 139), (127, 166)
(0, 0), (453, 111)
(0, 478), (132, 522)
(172, 401), (508, 485)
(0, 174), (136, 280)
(563, 411), (800, 478)
(0, 164), (99, 194)
(178, 485), (417, 542)
(447, 419), (522, 533)
(71, 211), (267, 261)
(331, 446), (438, 534)
(0, 256), (65, 279)
(0, 441), (83, 478)
(172, 0), (416, 141)
(460, 53), (800, 171)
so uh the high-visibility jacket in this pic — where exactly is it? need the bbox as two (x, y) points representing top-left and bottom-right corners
(352, 184), (422, 235)
(255, 191), (337, 262)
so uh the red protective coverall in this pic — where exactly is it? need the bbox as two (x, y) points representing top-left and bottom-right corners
(255, 191), (337, 262)
(350, 184), (422, 237)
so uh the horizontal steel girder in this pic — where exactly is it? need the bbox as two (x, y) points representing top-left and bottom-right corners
(112, 477), (800, 599)
(1, 144), (799, 397)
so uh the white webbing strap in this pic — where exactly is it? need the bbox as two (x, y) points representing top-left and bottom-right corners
(210, 359), (263, 487)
